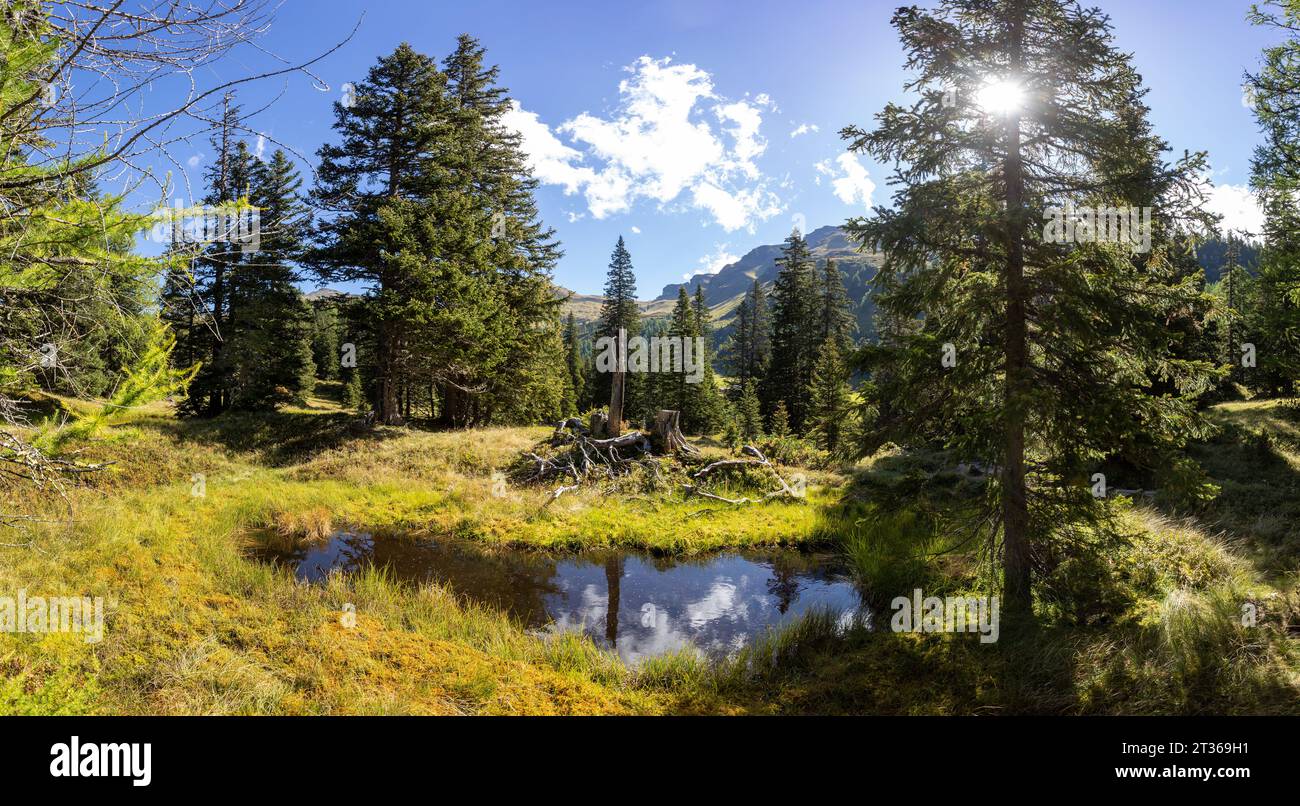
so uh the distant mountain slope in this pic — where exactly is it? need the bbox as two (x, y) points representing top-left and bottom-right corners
(1196, 238), (1260, 284)
(560, 225), (1245, 354)
(553, 289), (677, 324)
(561, 225), (885, 353)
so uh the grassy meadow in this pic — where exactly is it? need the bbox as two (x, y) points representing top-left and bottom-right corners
(1, 386), (1298, 715)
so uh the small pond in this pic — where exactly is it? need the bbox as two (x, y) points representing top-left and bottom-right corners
(250, 530), (867, 665)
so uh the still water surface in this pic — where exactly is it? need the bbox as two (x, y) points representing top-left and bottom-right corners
(252, 530), (866, 664)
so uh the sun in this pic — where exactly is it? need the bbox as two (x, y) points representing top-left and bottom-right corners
(976, 78), (1025, 115)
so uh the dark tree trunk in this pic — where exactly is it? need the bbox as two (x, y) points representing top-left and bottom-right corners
(608, 368), (625, 438)
(1001, 7), (1032, 616)
(375, 325), (402, 425)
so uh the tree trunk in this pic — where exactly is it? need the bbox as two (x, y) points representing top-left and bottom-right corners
(1001, 7), (1032, 616)
(375, 325), (402, 425)
(650, 409), (699, 456)
(608, 368), (625, 438)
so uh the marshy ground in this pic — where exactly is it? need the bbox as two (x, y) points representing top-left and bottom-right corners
(2, 387), (1298, 715)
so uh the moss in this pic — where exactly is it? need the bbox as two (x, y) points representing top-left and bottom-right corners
(0, 399), (1296, 715)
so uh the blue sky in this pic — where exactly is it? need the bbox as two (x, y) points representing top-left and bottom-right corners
(131, 0), (1275, 297)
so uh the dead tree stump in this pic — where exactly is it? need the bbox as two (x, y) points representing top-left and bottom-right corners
(650, 410), (699, 456)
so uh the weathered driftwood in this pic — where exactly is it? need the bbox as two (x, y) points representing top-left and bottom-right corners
(542, 484), (580, 507)
(520, 410), (701, 501)
(650, 409), (699, 456)
(684, 445), (800, 505)
(551, 417), (589, 445)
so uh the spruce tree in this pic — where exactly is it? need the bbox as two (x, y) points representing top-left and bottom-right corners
(724, 278), (772, 396)
(818, 258), (857, 357)
(1247, 1), (1300, 395)
(761, 229), (819, 433)
(693, 285), (712, 345)
(593, 236), (642, 416)
(563, 312), (588, 412)
(436, 34), (565, 426)
(736, 379), (764, 443)
(689, 284), (727, 433)
(310, 43), (450, 425)
(770, 401), (791, 439)
(180, 95), (256, 416)
(666, 287), (695, 415)
(228, 149), (315, 408)
(845, 0), (1218, 613)
(808, 339), (854, 453)
(310, 303), (342, 382)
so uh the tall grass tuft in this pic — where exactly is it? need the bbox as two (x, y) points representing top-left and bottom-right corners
(837, 508), (941, 604)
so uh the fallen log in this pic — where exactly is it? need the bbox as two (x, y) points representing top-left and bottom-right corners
(516, 410), (706, 503)
(684, 444), (802, 505)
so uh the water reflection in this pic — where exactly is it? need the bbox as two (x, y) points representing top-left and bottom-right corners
(251, 531), (865, 665)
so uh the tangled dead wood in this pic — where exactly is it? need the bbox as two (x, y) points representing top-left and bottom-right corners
(515, 412), (802, 508)
(682, 445), (801, 505)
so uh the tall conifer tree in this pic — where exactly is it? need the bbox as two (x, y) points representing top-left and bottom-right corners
(762, 229), (819, 433)
(846, 0), (1217, 612)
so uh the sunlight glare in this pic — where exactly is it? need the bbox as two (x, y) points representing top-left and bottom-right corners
(976, 78), (1025, 115)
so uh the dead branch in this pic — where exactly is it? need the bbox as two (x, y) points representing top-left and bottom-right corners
(684, 444), (802, 505)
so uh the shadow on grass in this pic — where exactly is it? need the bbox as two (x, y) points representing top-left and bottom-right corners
(150, 408), (406, 467)
(1179, 403), (1300, 575)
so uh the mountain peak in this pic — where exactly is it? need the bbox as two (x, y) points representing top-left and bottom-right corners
(655, 224), (873, 306)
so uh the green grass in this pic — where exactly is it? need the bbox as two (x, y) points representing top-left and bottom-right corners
(0, 395), (1296, 715)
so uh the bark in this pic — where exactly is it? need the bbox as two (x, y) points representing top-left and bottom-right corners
(608, 368), (625, 438)
(1001, 5), (1032, 615)
(375, 325), (403, 425)
(650, 409), (699, 456)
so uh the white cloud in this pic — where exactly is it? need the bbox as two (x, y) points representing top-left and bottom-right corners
(691, 182), (781, 231)
(254, 134), (266, 161)
(683, 243), (739, 280)
(502, 101), (595, 194)
(507, 56), (781, 232)
(789, 123), (819, 138)
(630, 226), (641, 234)
(186, 153), (203, 168)
(815, 152), (876, 209)
(1205, 182), (1264, 238)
